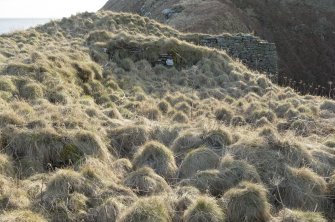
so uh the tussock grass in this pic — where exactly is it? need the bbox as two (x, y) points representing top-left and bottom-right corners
(183, 196), (225, 222)
(172, 111), (189, 123)
(109, 125), (150, 158)
(118, 196), (172, 222)
(95, 197), (124, 222)
(0, 175), (30, 211)
(0, 10), (334, 221)
(222, 182), (271, 222)
(179, 147), (220, 179)
(214, 106), (233, 125)
(204, 128), (232, 149)
(183, 155), (261, 197)
(124, 167), (172, 196)
(0, 77), (17, 93)
(0, 210), (47, 222)
(173, 186), (201, 220)
(2, 128), (110, 176)
(133, 141), (177, 179)
(277, 208), (327, 222)
(171, 130), (204, 157)
(20, 82), (44, 100)
(0, 154), (14, 176)
(278, 167), (328, 212)
(320, 100), (335, 112)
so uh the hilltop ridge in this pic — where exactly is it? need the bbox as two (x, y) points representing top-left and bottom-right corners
(0, 11), (335, 221)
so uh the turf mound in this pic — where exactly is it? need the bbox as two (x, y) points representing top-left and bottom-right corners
(277, 208), (327, 222)
(0, 210), (47, 222)
(178, 147), (220, 178)
(222, 182), (271, 222)
(123, 167), (172, 196)
(118, 196), (172, 222)
(183, 196), (225, 222)
(133, 141), (177, 179)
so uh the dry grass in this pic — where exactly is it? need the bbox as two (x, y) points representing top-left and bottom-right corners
(0, 10), (334, 221)
(0, 210), (47, 222)
(178, 147), (220, 179)
(277, 208), (327, 222)
(133, 141), (177, 179)
(222, 182), (271, 222)
(183, 196), (224, 222)
(124, 167), (172, 196)
(118, 196), (172, 222)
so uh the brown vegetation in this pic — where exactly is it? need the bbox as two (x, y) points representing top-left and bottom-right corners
(0, 11), (334, 221)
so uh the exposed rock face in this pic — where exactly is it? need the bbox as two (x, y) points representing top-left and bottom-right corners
(102, 0), (335, 95)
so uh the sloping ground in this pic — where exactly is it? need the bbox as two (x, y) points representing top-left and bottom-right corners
(102, 0), (335, 96)
(1, 11), (335, 221)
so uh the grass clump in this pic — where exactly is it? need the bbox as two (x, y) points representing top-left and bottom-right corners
(183, 196), (225, 222)
(141, 107), (162, 120)
(222, 182), (271, 222)
(73, 62), (102, 82)
(277, 208), (327, 222)
(171, 131), (204, 156)
(124, 167), (171, 196)
(275, 103), (292, 118)
(69, 131), (110, 161)
(173, 186), (201, 219)
(47, 90), (69, 104)
(158, 100), (170, 114)
(0, 175), (30, 211)
(133, 141), (177, 179)
(6, 63), (35, 75)
(185, 155), (261, 196)
(172, 111), (189, 123)
(42, 169), (95, 210)
(204, 128), (232, 149)
(96, 197), (125, 222)
(175, 102), (192, 115)
(0, 210), (47, 222)
(0, 154), (14, 176)
(2, 128), (64, 176)
(230, 115), (246, 126)
(118, 196), (172, 222)
(0, 77), (17, 93)
(109, 125), (150, 158)
(20, 82), (44, 100)
(214, 106), (233, 125)
(323, 136), (335, 148)
(290, 119), (308, 136)
(219, 155), (261, 188)
(0, 112), (24, 127)
(278, 167), (327, 212)
(179, 147), (220, 179)
(112, 158), (133, 178)
(320, 100), (335, 112)
(3, 128), (109, 176)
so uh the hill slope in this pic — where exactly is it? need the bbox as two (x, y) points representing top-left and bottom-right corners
(102, 0), (335, 96)
(0, 11), (335, 221)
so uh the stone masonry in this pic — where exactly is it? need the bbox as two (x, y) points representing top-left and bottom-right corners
(183, 33), (278, 75)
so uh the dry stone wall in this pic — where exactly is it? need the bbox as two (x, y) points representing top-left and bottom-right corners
(183, 33), (278, 75)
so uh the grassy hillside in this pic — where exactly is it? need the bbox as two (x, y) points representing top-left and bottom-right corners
(0, 11), (335, 221)
(102, 0), (335, 97)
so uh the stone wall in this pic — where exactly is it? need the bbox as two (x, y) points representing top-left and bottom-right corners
(183, 33), (278, 75)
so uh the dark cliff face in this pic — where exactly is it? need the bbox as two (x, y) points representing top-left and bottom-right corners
(102, 0), (335, 96)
